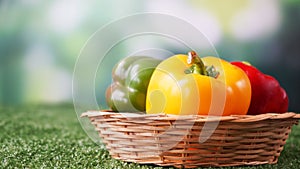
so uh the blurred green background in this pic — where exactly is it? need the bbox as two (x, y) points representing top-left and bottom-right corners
(1, 0), (300, 112)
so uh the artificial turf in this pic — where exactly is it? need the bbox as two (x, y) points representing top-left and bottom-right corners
(0, 104), (299, 169)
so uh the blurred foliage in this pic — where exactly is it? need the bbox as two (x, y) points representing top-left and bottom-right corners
(0, 0), (300, 112)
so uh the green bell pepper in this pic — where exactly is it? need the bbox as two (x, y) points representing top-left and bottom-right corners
(106, 56), (161, 112)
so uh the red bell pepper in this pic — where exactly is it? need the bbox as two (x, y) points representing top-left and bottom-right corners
(231, 62), (289, 115)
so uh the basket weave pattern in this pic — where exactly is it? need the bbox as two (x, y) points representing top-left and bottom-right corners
(82, 111), (300, 168)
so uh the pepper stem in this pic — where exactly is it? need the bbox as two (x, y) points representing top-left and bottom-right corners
(184, 51), (219, 78)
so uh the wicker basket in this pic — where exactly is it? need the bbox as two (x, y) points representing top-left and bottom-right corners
(81, 111), (300, 168)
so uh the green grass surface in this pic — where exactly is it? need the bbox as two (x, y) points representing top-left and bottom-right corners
(1, 104), (300, 169)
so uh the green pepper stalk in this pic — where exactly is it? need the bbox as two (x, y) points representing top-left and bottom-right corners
(185, 51), (219, 78)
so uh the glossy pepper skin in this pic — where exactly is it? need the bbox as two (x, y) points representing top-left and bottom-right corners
(231, 62), (289, 115)
(146, 51), (251, 116)
(106, 56), (161, 112)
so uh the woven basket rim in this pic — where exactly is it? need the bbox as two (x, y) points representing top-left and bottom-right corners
(81, 111), (300, 122)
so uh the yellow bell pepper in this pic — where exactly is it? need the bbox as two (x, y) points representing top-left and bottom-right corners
(146, 51), (251, 116)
